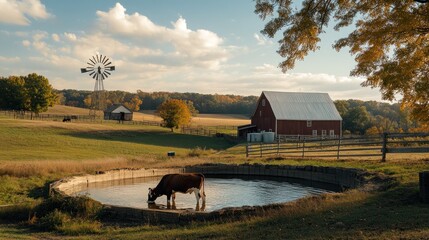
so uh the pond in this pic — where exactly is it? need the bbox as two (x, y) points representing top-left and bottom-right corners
(75, 175), (335, 212)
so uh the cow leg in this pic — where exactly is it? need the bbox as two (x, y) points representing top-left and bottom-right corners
(193, 189), (200, 204)
(166, 194), (171, 203)
(172, 192), (176, 202)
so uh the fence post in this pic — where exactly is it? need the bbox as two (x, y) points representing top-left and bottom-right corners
(246, 143), (249, 158)
(277, 137), (280, 156)
(302, 139), (305, 158)
(381, 132), (388, 162)
(337, 137), (341, 160)
(260, 142), (263, 158)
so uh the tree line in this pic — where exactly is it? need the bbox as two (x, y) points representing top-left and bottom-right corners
(57, 89), (258, 115)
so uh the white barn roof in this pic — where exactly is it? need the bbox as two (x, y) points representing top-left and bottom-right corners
(262, 91), (342, 121)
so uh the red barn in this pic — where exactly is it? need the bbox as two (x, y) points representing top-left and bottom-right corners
(250, 91), (342, 138)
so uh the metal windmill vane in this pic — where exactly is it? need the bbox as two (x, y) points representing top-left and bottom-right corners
(81, 54), (115, 116)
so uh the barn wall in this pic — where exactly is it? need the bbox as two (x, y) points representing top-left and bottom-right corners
(251, 93), (276, 132)
(277, 120), (341, 136)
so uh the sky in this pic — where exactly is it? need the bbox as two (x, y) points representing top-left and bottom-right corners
(0, 0), (387, 101)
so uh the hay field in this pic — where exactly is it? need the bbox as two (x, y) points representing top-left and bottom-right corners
(47, 105), (250, 126)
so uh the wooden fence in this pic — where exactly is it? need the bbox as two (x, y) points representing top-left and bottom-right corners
(246, 132), (429, 161)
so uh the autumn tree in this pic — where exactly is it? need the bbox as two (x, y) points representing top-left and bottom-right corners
(124, 95), (143, 112)
(23, 73), (57, 118)
(255, 0), (429, 122)
(158, 99), (191, 132)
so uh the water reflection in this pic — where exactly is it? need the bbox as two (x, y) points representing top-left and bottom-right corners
(147, 201), (206, 211)
(75, 176), (334, 212)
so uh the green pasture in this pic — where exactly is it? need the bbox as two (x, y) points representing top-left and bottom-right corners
(0, 116), (429, 239)
(0, 117), (233, 161)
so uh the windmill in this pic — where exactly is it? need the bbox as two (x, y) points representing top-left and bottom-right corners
(80, 54), (115, 117)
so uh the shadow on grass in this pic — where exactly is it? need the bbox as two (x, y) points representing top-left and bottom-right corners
(233, 183), (429, 239)
(62, 129), (235, 151)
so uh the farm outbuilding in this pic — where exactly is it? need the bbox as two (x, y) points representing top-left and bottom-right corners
(245, 91), (342, 138)
(104, 104), (133, 121)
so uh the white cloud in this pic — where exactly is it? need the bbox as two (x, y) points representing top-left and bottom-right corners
(64, 33), (77, 41)
(0, 0), (51, 25)
(22, 40), (31, 47)
(96, 3), (229, 69)
(0, 56), (20, 62)
(254, 33), (272, 46)
(52, 33), (60, 42)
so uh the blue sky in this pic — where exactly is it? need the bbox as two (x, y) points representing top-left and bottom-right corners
(0, 0), (385, 101)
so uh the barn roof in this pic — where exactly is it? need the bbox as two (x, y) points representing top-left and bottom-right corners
(262, 91), (342, 121)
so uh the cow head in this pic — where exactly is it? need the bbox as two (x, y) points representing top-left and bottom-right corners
(147, 188), (159, 203)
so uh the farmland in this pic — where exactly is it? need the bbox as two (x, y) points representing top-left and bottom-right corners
(0, 109), (429, 239)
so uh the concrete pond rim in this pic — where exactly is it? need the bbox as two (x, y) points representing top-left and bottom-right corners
(49, 164), (389, 224)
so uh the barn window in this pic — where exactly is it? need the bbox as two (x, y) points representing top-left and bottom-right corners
(312, 130), (317, 136)
(330, 130), (335, 137)
(262, 99), (266, 107)
(307, 121), (312, 127)
(322, 130), (327, 136)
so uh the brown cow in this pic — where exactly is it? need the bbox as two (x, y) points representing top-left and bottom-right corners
(147, 173), (206, 205)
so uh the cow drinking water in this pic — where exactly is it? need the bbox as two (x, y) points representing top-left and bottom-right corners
(147, 173), (206, 205)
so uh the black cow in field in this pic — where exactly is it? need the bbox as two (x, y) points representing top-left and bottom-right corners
(147, 173), (206, 205)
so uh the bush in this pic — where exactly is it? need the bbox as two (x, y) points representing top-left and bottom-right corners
(188, 147), (206, 157)
(35, 195), (103, 219)
(37, 209), (70, 231)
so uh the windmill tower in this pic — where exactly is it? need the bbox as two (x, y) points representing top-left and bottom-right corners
(80, 54), (115, 117)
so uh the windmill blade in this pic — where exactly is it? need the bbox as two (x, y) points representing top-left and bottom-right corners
(105, 62), (112, 67)
(87, 62), (95, 67)
(92, 56), (97, 64)
(89, 58), (96, 65)
(103, 72), (109, 79)
(92, 73), (98, 79)
(102, 56), (107, 64)
(105, 71), (111, 75)
(101, 74), (105, 80)
(89, 71), (96, 76)
(103, 57), (109, 65)
(96, 55), (100, 63)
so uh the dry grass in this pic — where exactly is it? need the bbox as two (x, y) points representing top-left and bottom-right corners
(46, 106), (250, 127)
(0, 155), (217, 178)
(45, 105), (102, 115)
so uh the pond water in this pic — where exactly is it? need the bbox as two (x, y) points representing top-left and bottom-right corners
(75, 176), (334, 212)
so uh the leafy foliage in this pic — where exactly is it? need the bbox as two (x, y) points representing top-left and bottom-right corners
(255, 0), (429, 122)
(158, 99), (191, 131)
(0, 74), (57, 114)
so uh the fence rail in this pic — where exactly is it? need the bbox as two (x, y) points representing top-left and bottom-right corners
(246, 132), (429, 161)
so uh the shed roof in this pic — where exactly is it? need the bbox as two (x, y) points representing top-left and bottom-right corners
(104, 104), (132, 114)
(262, 91), (342, 121)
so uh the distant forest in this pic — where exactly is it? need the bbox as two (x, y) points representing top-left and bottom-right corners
(57, 89), (426, 134)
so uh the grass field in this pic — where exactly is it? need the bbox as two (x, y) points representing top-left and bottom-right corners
(1, 114), (429, 239)
(45, 105), (251, 127)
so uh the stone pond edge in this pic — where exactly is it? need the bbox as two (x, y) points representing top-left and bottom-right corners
(49, 164), (370, 224)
